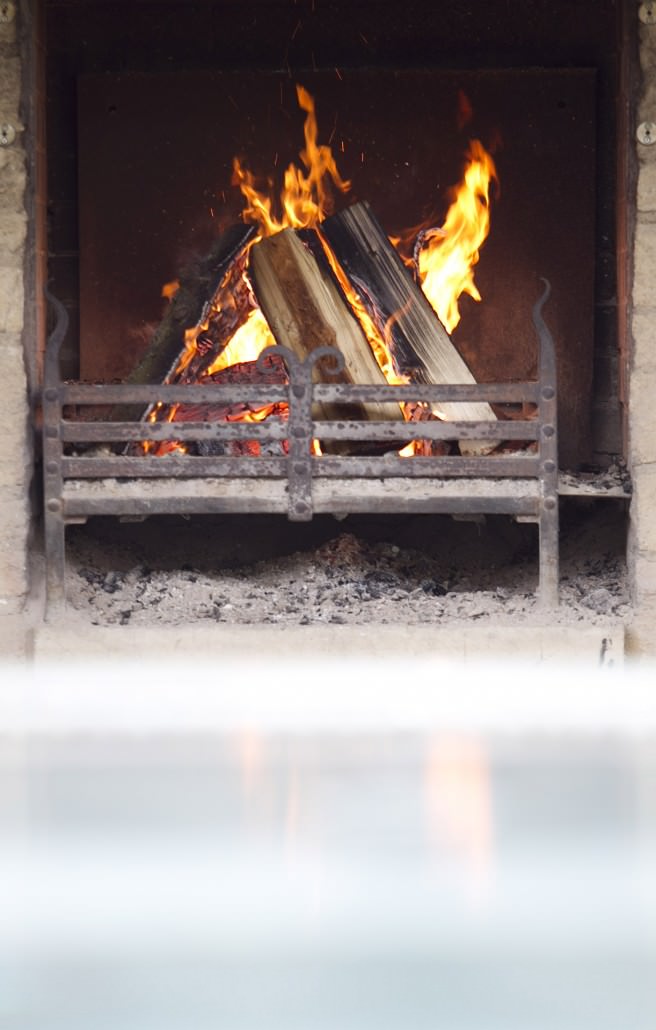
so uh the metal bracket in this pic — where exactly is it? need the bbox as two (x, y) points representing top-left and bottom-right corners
(637, 122), (656, 145)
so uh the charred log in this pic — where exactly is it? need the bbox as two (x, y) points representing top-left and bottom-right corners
(321, 201), (497, 455)
(112, 223), (256, 421)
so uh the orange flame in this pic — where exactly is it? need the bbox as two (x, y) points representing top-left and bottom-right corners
(418, 140), (498, 333)
(167, 86), (353, 396)
(154, 92), (497, 459)
(232, 84), (351, 238)
(204, 308), (276, 378)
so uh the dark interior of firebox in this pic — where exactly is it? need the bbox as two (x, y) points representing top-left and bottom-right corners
(44, 0), (632, 619)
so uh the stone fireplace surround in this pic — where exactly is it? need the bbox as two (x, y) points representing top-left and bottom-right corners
(1, 0), (654, 659)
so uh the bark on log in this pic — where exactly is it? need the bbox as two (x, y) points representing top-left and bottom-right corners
(130, 223), (256, 386)
(112, 224), (256, 422)
(249, 228), (404, 430)
(321, 201), (497, 456)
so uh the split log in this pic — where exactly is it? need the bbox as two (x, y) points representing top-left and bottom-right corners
(321, 201), (497, 456)
(249, 228), (404, 431)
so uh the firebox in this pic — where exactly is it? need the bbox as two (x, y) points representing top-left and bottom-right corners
(45, 0), (626, 472)
(37, 0), (633, 625)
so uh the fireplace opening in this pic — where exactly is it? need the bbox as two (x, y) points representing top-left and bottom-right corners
(40, 0), (633, 623)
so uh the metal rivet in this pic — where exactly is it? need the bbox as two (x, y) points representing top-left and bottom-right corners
(295, 502), (309, 514)
(292, 384), (306, 399)
(541, 386), (555, 400)
(45, 426), (59, 439)
(0, 124), (16, 147)
(0, 3), (16, 24)
(293, 462), (306, 475)
(44, 388), (58, 402)
(46, 461), (58, 474)
(637, 122), (656, 146)
(544, 496), (557, 511)
(291, 426), (305, 438)
(543, 460), (556, 474)
(542, 424), (555, 438)
(46, 499), (61, 512)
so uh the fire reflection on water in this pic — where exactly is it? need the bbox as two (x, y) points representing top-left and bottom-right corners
(423, 734), (495, 908)
(236, 729), (266, 799)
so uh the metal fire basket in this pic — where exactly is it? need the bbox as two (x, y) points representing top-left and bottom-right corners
(42, 282), (559, 617)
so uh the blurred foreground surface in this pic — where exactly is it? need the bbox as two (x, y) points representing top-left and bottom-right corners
(0, 662), (655, 1029)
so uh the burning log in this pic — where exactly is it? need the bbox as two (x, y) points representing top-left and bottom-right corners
(175, 353), (288, 456)
(113, 223), (256, 421)
(320, 201), (497, 456)
(249, 228), (404, 432)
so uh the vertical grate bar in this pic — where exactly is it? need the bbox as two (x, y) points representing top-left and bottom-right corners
(278, 347), (314, 521)
(43, 288), (68, 618)
(534, 280), (559, 608)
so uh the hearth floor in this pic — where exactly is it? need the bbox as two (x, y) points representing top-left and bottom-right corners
(61, 505), (628, 630)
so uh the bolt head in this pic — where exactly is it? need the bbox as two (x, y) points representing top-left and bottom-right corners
(0, 124), (16, 147)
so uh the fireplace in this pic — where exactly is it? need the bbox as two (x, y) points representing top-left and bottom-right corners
(3, 0), (654, 655)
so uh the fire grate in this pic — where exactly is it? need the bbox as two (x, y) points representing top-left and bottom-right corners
(42, 283), (558, 617)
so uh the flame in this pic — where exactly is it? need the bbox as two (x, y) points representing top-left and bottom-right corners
(233, 84), (351, 238)
(204, 308), (276, 378)
(144, 400), (186, 456)
(152, 91), (496, 459)
(164, 85), (353, 412)
(418, 140), (497, 333)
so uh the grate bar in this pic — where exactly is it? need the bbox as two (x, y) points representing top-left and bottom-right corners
(43, 280), (559, 615)
(60, 380), (540, 407)
(60, 419), (540, 444)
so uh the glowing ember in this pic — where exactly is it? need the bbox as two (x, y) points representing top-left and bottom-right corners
(161, 280), (180, 301)
(417, 140), (498, 333)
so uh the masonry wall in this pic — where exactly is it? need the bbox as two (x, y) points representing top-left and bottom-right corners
(629, 12), (656, 656)
(0, 1), (34, 617)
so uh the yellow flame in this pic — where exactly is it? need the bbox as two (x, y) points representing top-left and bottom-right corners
(418, 140), (497, 332)
(232, 84), (351, 238)
(204, 308), (276, 378)
(155, 94), (496, 460)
